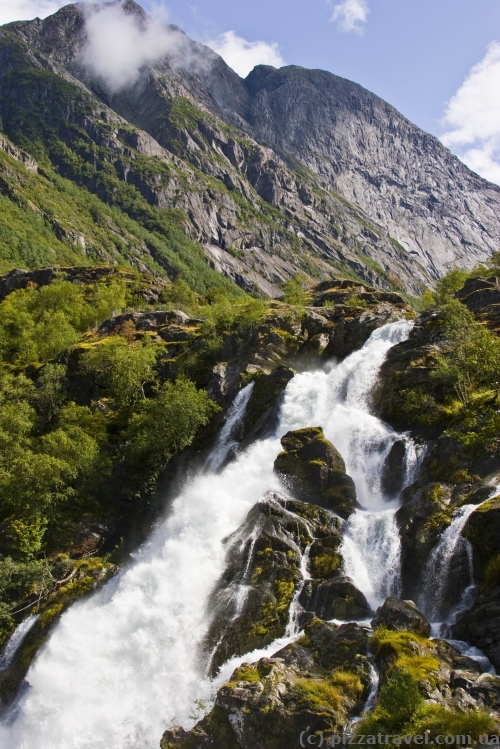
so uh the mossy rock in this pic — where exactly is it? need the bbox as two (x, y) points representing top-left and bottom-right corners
(274, 427), (359, 518)
(463, 495), (500, 582)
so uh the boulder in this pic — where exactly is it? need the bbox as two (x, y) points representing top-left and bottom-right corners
(274, 427), (359, 518)
(239, 366), (295, 445)
(203, 491), (345, 674)
(299, 577), (372, 621)
(371, 597), (431, 637)
(381, 440), (407, 497)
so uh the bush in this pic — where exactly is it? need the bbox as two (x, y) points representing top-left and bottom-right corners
(81, 336), (159, 406)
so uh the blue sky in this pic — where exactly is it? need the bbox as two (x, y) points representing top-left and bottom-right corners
(2, 0), (500, 183)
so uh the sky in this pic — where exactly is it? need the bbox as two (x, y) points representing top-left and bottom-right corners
(1, 0), (499, 185)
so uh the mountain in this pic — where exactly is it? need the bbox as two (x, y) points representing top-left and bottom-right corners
(1, 0), (499, 297)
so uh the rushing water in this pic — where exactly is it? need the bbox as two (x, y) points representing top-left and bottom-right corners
(421, 488), (499, 633)
(0, 320), (414, 749)
(0, 617), (39, 673)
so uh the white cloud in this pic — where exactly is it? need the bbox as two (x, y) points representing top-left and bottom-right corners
(81, 1), (185, 92)
(0, 0), (66, 25)
(330, 0), (369, 34)
(441, 41), (500, 185)
(206, 31), (285, 78)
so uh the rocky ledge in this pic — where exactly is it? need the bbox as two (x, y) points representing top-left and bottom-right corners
(163, 599), (500, 749)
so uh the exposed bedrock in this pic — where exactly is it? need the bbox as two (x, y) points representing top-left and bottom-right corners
(203, 491), (370, 675)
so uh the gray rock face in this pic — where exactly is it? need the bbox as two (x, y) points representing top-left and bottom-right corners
(371, 596), (431, 637)
(4, 1), (500, 297)
(239, 66), (500, 279)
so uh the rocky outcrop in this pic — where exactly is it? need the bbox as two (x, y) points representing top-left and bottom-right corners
(371, 623), (500, 721)
(163, 619), (372, 749)
(396, 479), (495, 603)
(381, 440), (407, 498)
(204, 491), (370, 674)
(463, 495), (500, 583)
(454, 587), (500, 673)
(0, 265), (168, 304)
(168, 610), (500, 749)
(456, 276), (500, 333)
(371, 597), (431, 637)
(274, 427), (359, 519)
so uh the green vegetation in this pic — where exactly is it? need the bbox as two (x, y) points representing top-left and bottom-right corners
(282, 275), (312, 306)
(0, 277), (127, 364)
(357, 670), (495, 743)
(370, 628), (440, 686)
(395, 255), (500, 458)
(291, 677), (342, 711)
(0, 271), (230, 652)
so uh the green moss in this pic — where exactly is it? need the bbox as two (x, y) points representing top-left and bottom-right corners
(371, 628), (440, 687)
(329, 669), (364, 700)
(291, 678), (342, 711)
(310, 552), (342, 578)
(225, 664), (261, 687)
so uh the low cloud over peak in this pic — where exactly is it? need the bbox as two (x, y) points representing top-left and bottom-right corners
(80, 1), (185, 92)
(206, 30), (285, 78)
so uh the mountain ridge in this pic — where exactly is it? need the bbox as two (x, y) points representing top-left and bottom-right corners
(0, 0), (499, 297)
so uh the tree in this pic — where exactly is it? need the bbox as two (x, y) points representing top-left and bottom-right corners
(433, 299), (500, 405)
(35, 363), (68, 428)
(282, 274), (311, 306)
(125, 377), (219, 490)
(82, 336), (159, 406)
(164, 277), (197, 311)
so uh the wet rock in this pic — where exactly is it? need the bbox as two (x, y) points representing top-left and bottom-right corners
(396, 481), (454, 600)
(300, 577), (371, 622)
(162, 618), (372, 749)
(306, 619), (370, 669)
(203, 491), (369, 675)
(463, 494), (500, 582)
(371, 597), (431, 637)
(239, 366), (295, 445)
(204, 491), (345, 674)
(274, 427), (359, 518)
(453, 586), (500, 673)
(381, 440), (407, 498)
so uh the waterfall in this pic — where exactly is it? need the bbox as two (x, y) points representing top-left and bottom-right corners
(0, 320), (413, 749)
(205, 383), (254, 473)
(0, 616), (39, 672)
(285, 543), (313, 637)
(421, 493), (496, 627)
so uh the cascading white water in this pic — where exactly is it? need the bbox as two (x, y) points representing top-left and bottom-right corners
(276, 320), (416, 610)
(205, 383), (254, 473)
(285, 543), (313, 637)
(0, 616), (39, 672)
(0, 320), (413, 749)
(421, 492), (497, 628)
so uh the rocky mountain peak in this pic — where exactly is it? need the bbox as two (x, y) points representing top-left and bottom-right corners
(1, 1), (499, 296)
